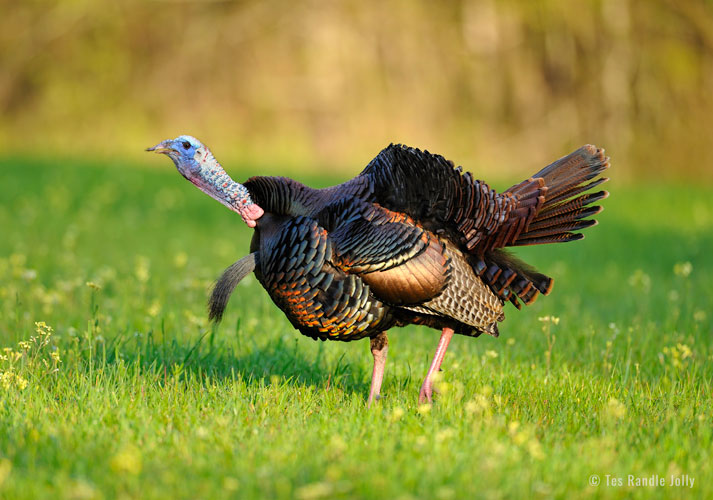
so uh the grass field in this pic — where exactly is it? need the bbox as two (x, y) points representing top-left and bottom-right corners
(1, 156), (711, 499)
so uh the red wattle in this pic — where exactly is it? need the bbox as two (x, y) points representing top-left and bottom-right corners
(238, 203), (264, 228)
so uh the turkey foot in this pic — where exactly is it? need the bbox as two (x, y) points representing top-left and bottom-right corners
(367, 331), (389, 408)
(419, 327), (454, 404)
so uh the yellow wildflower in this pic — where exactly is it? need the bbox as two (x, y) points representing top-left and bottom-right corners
(673, 261), (692, 278)
(605, 398), (626, 419)
(147, 301), (161, 317)
(110, 445), (142, 475)
(417, 403), (432, 415)
(174, 252), (188, 268)
(390, 406), (405, 422)
(85, 281), (102, 291)
(135, 256), (150, 283)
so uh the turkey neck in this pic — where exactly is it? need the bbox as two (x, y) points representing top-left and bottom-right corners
(192, 149), (253, 210)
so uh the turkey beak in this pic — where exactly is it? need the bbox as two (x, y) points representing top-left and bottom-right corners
(146, 141), (172, 154)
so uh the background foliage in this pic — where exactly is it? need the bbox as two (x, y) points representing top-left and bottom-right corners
(3, 0), (713, 178)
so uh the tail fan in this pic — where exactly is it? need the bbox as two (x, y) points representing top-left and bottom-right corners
(507, 144), (609, 247)
(474, 145), (608, 307)
(208, 252), (258, 322)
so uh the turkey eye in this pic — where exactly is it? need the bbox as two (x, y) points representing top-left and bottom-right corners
(182, 141), (191, 150)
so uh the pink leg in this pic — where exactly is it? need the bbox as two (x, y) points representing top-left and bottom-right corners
(367, 331), (389, 407)
(419, 327), (454, 404)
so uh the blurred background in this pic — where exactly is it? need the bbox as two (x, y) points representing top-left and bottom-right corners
(2, 2), (713, 497)
(2, 0), (713, 179)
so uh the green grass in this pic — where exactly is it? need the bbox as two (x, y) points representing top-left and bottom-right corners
(0, 157), (711, 499)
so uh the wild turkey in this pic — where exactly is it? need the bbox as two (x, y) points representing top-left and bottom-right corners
(148, 136), (609, 405)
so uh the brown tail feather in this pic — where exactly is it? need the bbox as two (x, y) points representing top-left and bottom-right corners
(537, 192), (606, 220)
(514, 232), (584, 246)
(507, 145), (609, 247)
(542, 179), (608, 209)
(528, 205), (602, 231)
(518, 218), (597, 240)
(529, 145), (609, 195)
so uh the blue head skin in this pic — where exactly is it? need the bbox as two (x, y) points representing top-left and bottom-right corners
(147, 135), (264, 227)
